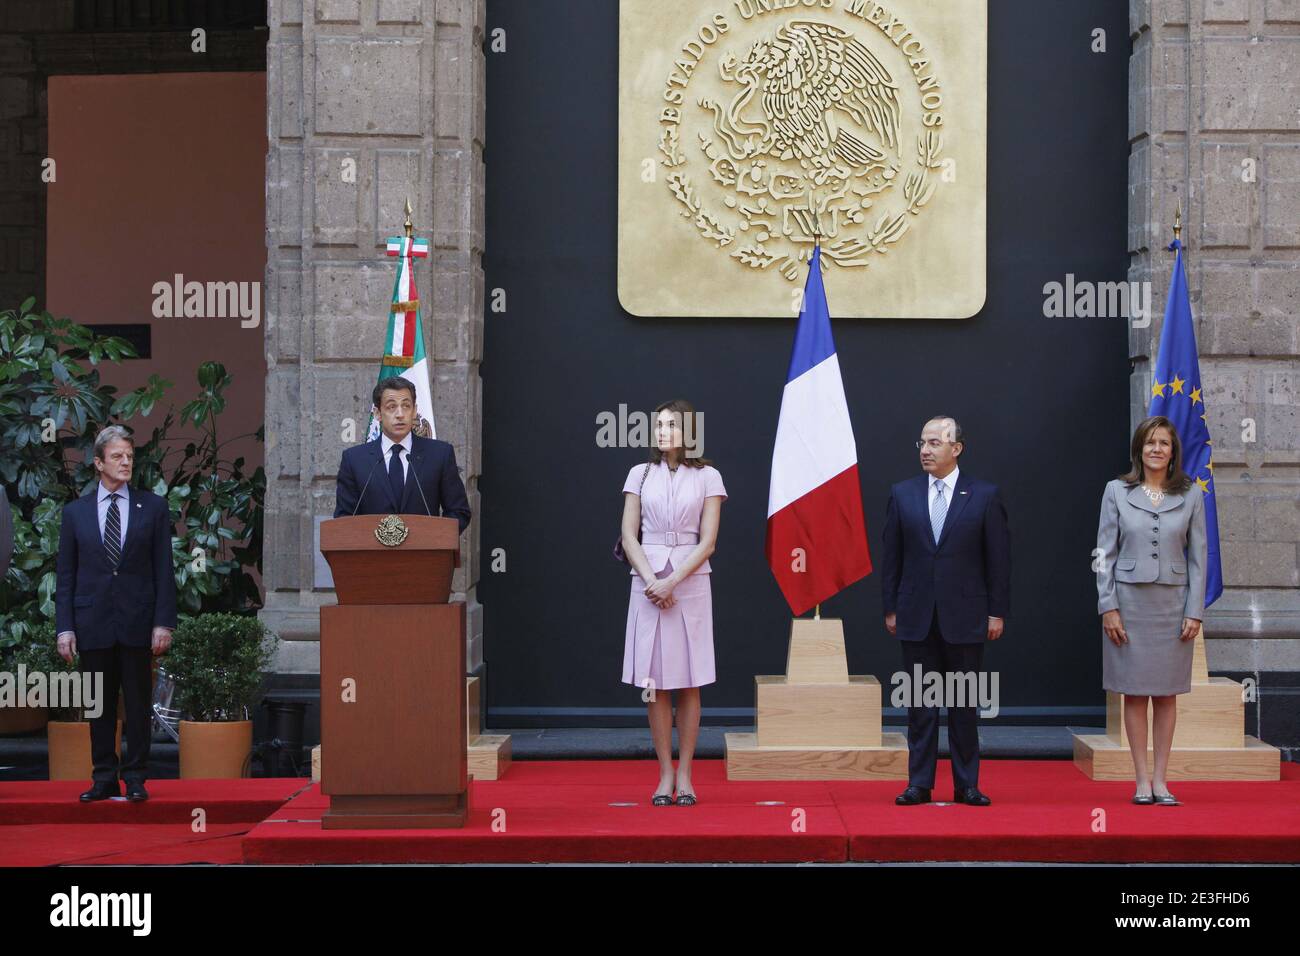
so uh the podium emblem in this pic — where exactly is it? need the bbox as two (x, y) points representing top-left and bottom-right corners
(374, 514), (410, 547)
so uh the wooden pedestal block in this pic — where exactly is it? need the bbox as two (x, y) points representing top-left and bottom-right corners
(726, 732), (909, 779)
(1072, 627), (1281, 780)
(755, 675), (881, 747)
(1072, 734), (1280, 780)
(726, 617), (907, 780)
(468, 735), (512, 781)
(785, 617), (850, 683)
(1105, 679), (1246, 749)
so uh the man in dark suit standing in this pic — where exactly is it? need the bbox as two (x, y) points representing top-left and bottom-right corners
(56, 425), (177, 803)
(334, 377), (471, 533)
(880, 415), (1010, 807)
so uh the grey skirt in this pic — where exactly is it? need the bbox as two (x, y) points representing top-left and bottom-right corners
(1102, 581), (1194, 696)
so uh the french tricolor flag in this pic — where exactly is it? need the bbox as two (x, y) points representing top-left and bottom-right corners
(765, 246), (872, 615)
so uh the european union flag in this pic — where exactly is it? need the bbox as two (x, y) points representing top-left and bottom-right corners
(1149, 238), (1223, 608)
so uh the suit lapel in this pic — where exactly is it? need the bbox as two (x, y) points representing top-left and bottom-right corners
(367, 441), (396, 512)
(1126, 484), (1159, 515)
(400, 440), (420, 512)
(1157, 491), (1185, 513)
(118, 489), (145, 561)
(912, 476), (935, 553)
(935, 472), (973, 551)
(81, 489), (111, 568)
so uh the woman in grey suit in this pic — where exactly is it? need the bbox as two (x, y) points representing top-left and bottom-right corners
(1095, 415), (1207, 806)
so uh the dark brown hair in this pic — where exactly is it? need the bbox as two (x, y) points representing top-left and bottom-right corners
(373, 376), (417, 408)
(648, 399), (712, 468)
(1119, 415), (1192, 493)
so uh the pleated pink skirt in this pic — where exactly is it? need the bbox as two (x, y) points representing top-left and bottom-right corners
(622, 559), (716, 691)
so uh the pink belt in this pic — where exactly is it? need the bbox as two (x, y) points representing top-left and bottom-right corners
(642, 531), (699, 546)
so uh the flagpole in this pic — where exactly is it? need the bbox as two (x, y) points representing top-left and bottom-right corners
(813, 219), (821, 625)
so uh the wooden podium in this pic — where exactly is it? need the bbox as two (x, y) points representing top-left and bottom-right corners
(1073, 625), (1280, 780)
(319, 514), (468, 828)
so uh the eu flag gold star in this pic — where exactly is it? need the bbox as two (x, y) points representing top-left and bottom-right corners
(1196, 476), (1210, 493)
(1152, 379), (1166, 398)
(1189, 386), (1202, 405)
(1170, 374), (1186, 394)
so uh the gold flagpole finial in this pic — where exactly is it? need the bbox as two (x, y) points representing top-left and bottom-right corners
(1173, 200), (1182, 245)
(404, 197), (414, 239)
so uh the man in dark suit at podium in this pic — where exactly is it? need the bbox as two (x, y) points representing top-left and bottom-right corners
(880, 415), (1010, 807)
(334, 377), (471, 533)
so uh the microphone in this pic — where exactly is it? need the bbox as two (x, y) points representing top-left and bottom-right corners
(351, 454), (384, 516)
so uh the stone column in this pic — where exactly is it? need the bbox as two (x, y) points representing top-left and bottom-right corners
(1129, 0), (1299, 752)
(262, 0), (486, 687)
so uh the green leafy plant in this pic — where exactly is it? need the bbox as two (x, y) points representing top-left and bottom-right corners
(165, 613), (278, 722)
(9, 622), (85, 722)
(0, 299), (265, 655)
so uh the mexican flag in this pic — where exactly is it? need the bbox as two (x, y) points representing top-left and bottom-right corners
(367, 233), (436, 440)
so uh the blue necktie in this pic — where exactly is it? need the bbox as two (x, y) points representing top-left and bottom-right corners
(930, 481), (947, 545)
(387, 446), (405, 511)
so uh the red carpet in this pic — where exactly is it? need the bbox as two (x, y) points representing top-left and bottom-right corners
(3, 762), (1298, 864)
(242, 760), (1300, 865)
(0, 778), (306, 824)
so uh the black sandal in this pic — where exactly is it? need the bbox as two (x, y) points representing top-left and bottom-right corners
(651, 792), (675, 806)
(675, 790), (697, 807)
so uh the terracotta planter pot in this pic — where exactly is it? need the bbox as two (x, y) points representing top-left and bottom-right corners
(179, 719), (253, 779)
(47, 720), (122, 781)
(0, 706), (49, 736)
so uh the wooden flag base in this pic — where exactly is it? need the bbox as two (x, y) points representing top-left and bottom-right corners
(1072, 625), (1280, 780)
(466, 675), (511, 781)
(725, 617), (908, 780)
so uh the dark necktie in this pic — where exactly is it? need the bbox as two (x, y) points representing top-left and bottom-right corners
(387, 446), (405, 511)
(104, 492), (122, 567)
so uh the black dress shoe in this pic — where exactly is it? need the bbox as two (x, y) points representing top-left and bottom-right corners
(79, 782), (120, 802)
(895, 785), (931, 805)
(954, 787), (991, 806)
(125, 780), (149, 802)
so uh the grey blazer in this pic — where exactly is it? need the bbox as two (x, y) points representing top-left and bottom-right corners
(0, 486), (13, 579)
(1095, 478), (1207, 620)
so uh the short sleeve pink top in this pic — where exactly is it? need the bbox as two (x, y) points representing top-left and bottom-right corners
(623, 461), (727, 576)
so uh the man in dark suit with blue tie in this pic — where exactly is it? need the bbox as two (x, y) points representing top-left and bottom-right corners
(56, 425), (177, 803)
(334, 377), (471, 533)
(880, 416), (1010, 807)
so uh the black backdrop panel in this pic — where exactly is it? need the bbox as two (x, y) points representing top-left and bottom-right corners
(481, 0), (1132, 726)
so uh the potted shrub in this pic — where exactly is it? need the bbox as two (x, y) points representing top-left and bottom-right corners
(167, 612), (277, 778)
(11, 625), (121, 780)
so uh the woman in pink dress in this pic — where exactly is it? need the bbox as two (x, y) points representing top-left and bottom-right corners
(620, 399), (726, 807)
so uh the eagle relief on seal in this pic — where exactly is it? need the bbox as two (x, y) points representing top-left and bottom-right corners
(657, 1), (949, 282)
(374, 514), (410, 547)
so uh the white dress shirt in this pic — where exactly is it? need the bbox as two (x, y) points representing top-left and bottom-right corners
(380, 432), (413, 483)
(97, 481), (130, 549)
(928, 464), (959, 510)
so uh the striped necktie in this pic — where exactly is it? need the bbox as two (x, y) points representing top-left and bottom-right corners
(930, 481), (947, 545)
(104, 492), (122, 568)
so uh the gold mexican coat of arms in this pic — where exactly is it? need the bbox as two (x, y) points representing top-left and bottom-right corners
(618, 0), (987, 318)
